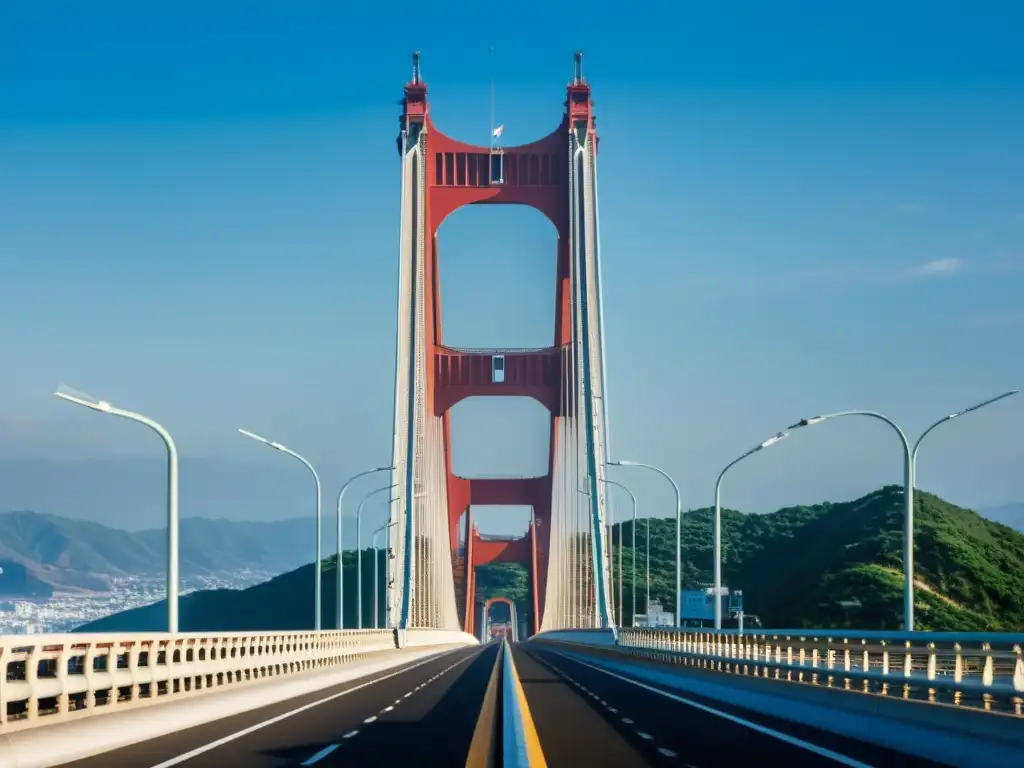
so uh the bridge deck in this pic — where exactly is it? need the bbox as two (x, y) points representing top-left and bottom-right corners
(53, 644), (954, 768)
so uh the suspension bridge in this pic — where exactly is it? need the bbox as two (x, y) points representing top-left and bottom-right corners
(1, 53), (1021, 768)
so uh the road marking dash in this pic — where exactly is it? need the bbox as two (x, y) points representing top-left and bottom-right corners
(544, 649), (875, 768)
(658, 747), (679, 757)
(145, 646), (471, 768)
(342, 730), (359, 739)
(363, 715), (377, 724)
(300, 744), (339, 765)
(622, 717), (634, 724)
(381, 706), (394, 713)
(636, 731), (653, 740)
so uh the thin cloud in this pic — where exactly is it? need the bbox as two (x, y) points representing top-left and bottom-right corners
(908, 258), (962, 278)
(963, 311), (1024, 329)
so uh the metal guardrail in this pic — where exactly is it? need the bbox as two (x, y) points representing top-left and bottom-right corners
(0, 628), (470, 732)
(613, 628), (1024, 715)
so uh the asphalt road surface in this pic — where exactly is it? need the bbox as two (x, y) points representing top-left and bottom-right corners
(57, 644), (495, 768)
(516, 643), (954, 768)
(56, 641), (956, 767)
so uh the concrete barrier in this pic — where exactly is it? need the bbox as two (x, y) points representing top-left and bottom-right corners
(0, 643), (473, 768)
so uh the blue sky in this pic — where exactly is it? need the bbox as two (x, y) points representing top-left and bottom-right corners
(1, 2), (1022, 541)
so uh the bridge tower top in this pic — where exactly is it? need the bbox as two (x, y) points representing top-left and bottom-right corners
(398, 51), (595, 143)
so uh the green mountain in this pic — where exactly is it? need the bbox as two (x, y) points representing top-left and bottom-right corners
(0, 510), (315, 593)
(77, 550), (389, 632)
(611, 485), (1024, 631)
(75, 487), (1024, 633)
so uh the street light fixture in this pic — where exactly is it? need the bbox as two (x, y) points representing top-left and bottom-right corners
(608, 459), (683, 627)
(238, 428), (322, 630)
(335, 465), (393, 628)
(789, 390), (1018, 631)
(373, 518), (398, 628)
(577, 485), (616, 627)
(54, 386), (181, 633)
(354, 484), (396, 629)
(602, 479), (636, 627)
(713, 432), (789, 629)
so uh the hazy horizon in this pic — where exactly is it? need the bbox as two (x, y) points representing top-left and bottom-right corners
(1, 456), (1019, 537)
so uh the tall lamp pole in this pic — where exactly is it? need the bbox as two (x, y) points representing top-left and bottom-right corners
(609, 460), (683, 627)
(644, 518), (650, 621)
(789, 390), (1017, 631)
(54, 387), (181, 633)
(713, 432), (789, 629)
(373, 519), (398, 628)
(603, 479), (636, 626)
(238, 428), (322, 630)
(335, 465), (393, 628)
(355, 484), (395, 629)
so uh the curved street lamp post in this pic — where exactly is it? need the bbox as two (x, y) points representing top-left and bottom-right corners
(238, 428), (322, 630)
(608, 460), (683, 627)
(789, 390), (1018, 631)
(373, 518), (398, 628)
(55, 388), (181, 633)
(603, 478), (637, 626)
(355, 484), (396, 629)
(713, 432), (789, 629)
(335, 466), (393, 628)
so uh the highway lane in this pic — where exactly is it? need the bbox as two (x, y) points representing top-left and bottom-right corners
(518, 644), (954, 768)
(57, 644), (496, 768)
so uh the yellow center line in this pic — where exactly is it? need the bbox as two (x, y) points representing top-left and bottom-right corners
(506, 646), (549, 767)
(465, 647), (502, 768)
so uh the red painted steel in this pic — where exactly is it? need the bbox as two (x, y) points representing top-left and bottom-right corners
(398, 53), (596, 636)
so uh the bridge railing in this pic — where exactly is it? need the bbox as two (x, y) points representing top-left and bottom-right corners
(0, 628), (470, 733)
(534, 627), (1024, 715)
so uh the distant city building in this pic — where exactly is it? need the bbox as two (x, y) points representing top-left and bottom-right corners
(633, 599), (674, 627)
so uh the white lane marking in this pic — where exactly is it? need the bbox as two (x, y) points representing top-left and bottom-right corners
(527, 648), (688, 763)
(382, 705), (394, 713)
(363, 716), (377, 724)
(146, 647), (473, 768)
(300, 744), (339, 765)
(343, 730), (359, 739)
(545, 650), (875, 768)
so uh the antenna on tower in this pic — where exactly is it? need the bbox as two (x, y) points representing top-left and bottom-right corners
(489, 45), (496, 143)
(573, 51), (584, 84)
(412, 51), (421, 84)
(488, 44), (505, 184)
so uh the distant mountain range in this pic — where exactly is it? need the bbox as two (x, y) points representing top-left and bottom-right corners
(0, 510), (314, 595)
(981, 503), (1024, 532)
(78, 486), (1024, 634)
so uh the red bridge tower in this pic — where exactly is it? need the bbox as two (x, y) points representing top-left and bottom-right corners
(392, 52), (602, 636)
